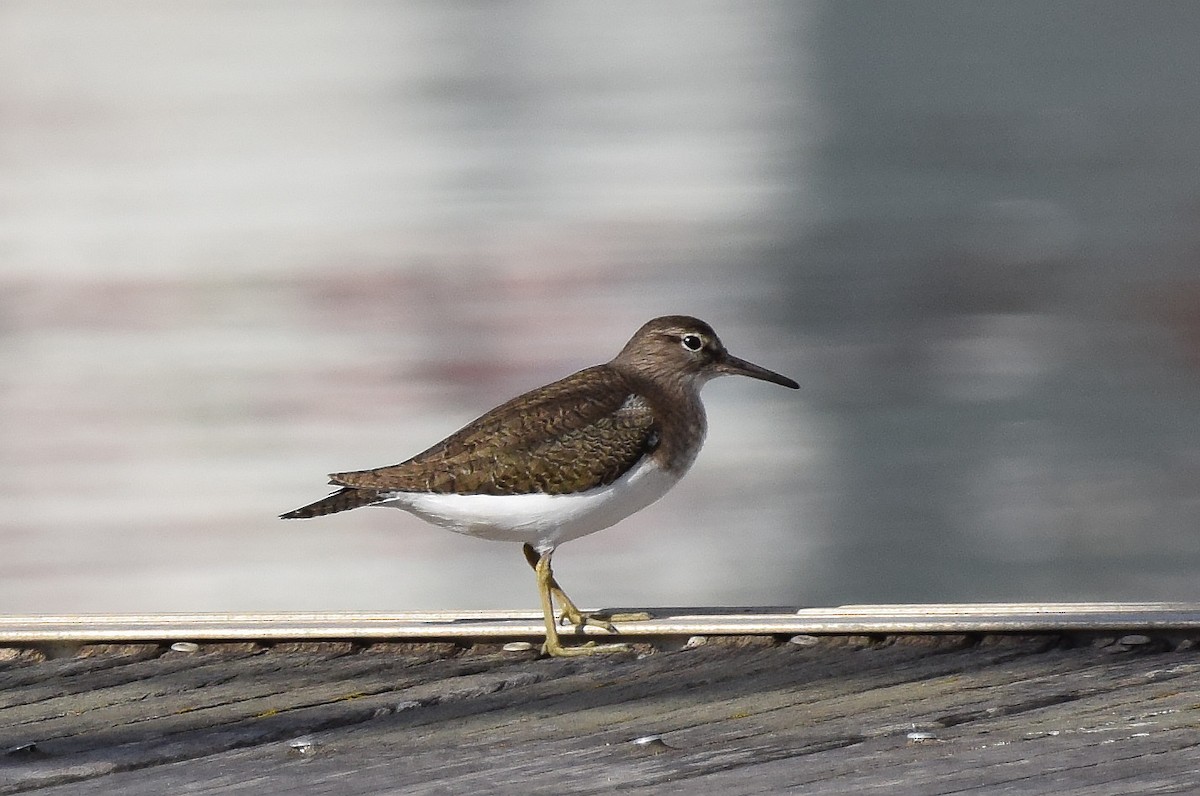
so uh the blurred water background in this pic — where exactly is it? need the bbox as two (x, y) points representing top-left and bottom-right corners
(3, 1), (1200, 614)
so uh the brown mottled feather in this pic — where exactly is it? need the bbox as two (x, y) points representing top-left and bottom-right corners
(328, 365), (661, 496)
(280, 315), (798, 521)
(279, 485), (384, 519)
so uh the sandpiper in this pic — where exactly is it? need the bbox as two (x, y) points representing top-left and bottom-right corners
(282, 315), (798, 656)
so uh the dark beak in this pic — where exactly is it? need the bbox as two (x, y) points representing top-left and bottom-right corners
(716, 353), (799, 389)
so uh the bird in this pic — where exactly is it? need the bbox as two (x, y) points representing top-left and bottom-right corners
(282, 315), (799, 656)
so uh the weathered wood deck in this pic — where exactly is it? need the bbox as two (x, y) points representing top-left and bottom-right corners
(2, 605), (1199, 794)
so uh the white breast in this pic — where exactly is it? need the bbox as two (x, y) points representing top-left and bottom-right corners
(374, 456), (683, 552)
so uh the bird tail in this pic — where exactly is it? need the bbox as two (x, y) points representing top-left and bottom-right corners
(280, 487), (385, 519)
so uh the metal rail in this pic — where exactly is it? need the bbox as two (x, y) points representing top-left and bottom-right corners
(1, 603), (1198, 644)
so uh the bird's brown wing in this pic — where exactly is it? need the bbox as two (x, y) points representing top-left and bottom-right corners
(328, 365), (659, 495)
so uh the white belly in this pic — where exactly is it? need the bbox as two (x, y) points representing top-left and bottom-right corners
(374, 456), (682, 552)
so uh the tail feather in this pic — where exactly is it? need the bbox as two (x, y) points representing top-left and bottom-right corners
(280, 487), (385, 519)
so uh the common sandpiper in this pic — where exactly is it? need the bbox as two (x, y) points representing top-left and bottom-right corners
(282, 315), (799, 656)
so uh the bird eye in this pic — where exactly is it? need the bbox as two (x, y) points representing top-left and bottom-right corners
(681, 334), (704, 352)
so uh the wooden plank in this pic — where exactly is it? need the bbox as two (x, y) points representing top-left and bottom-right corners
(2, 603), (1199, 644)
(1, 629), (1198, 794)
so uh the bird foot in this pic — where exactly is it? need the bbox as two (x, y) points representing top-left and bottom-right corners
(531, 546), (638, 657)
(558, 609), (652, 631)
(541, 638), (632, 657)
(607, 611), (653, 623)
(557, 608), (617, 633)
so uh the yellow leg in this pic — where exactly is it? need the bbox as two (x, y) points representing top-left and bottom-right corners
(522, 543), (616, 631)
(531, 547), (629, 657)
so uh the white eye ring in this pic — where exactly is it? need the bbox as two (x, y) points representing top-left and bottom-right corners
(681, 334), (704, 352)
